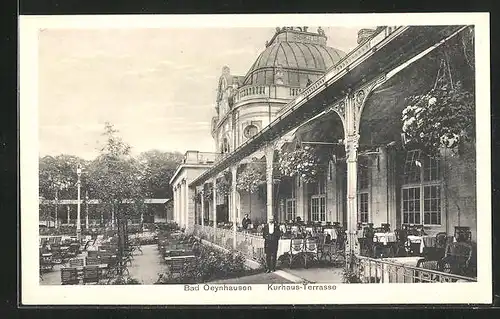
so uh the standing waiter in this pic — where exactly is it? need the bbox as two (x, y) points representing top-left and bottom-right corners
(262, 215), (281, 273)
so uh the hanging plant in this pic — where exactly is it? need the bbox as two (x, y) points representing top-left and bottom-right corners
(402, 82), (474, 156)
(236, 161), (266, 193)
(203, 184), (214, 201)
(278, 146), (322, 184)
(401, 51), (475, 157)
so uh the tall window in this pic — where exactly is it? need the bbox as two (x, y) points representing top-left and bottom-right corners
(358, 193), (369, 223)
(401, 150), (441, 225)
(310, 177), (326, 222)
(286, 198), (296, 222)
(357, 157), (370, 223)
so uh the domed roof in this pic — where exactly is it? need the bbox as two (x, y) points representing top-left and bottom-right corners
(242, 27), (346, 87)
(250, 42), (345, 72)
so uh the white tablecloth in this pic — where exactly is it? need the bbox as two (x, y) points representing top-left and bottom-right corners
(277, 239), (293, 258)
(323, 228), (338, 240)
(373, 232), (396, 245)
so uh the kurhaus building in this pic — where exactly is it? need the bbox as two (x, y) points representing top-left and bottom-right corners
(170, 26), (476, 259)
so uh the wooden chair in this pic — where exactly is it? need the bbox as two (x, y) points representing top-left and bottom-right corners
(61, 268), (79, 285)
(303, 238), (319, 268)
(86, 256), (100, 266)
(69, 258), (84, 268)
(394, 229), (409, 257)
(288, 239), (304, 268)
(168, 258), (185, 278)
(320, 234), (335, 263)
(83, 266), (100, 284)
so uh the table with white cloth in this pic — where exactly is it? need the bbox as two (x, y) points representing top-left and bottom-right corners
(323, 228), (338, 240)
(277, 239), (293, 259)
(407, 235), (425, 253)
(373, 232), (397, 245)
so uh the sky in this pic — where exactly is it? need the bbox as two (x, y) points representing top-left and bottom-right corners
(38, 27), (364, 160)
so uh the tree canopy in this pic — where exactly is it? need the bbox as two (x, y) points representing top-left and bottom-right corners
(39, 122), (185, 216)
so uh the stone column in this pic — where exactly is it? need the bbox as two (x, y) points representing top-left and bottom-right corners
(345, 133), (360, 267)
(173, 186), (176, 223)
(184, 180), (189, 230)
(213, 177), (217, 236)
(231, 166), (238, 249)
(182, 180), (187, 229)
(200, 187), (205, 227)
(265, 145), (274, 221)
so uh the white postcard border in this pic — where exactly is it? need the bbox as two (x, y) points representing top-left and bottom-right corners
(20, 13), (492, 305)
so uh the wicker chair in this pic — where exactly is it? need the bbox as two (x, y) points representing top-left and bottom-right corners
(303, 238), (319, 269)
(288, 239), (304, 268)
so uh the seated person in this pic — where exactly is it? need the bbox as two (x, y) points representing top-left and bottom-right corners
(325, 233), (332, 244)
(241, 214), (252, 230)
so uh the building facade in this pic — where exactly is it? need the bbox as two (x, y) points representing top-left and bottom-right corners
(170, 26), (476, 259)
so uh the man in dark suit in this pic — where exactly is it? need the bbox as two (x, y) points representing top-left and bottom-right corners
(262, 215), (281, 273)
(241, 214), (251, 230)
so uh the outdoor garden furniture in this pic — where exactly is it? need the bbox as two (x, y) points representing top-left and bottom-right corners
(39, 252), (54, 272)
(393, 229), (410, 257)
(105, 263), (130, 282)
(167, 258), (188, 278)
(61, 268), (79, 285)
(86, 256), (100, 265)
(440, 241), (473, 276)
(83, 266), (100, 284)
(454, 226), (472, 242)
(288, 238), (305, 268)
(303, 238), (319, 268)
(372, 234), (395, 258)
(69, 258), (85, 268)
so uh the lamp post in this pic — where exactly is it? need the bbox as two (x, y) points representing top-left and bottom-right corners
(85, 190), (89, 230)
(76, 164), (82, 241)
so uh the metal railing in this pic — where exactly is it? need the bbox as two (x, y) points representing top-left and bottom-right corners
(353, 256), (477, 283)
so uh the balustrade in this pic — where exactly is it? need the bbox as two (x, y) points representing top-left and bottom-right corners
(193, 225), (265, 261)
(353, 256), (476, 283)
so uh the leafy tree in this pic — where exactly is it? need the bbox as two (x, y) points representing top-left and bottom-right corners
(39, 154), (87, 227)
(137, 149), (184, 199)
(86, 122), (145, 274)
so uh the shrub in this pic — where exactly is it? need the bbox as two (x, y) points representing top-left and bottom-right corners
(103, 275), (141, 285)
(156, 244), (247, 284)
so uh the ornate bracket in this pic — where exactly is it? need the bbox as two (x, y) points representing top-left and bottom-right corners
(353, 74), (387, 132)
(325, 100), (346, 122)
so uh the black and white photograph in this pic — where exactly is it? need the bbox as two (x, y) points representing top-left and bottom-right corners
(20, 13), (491, 305)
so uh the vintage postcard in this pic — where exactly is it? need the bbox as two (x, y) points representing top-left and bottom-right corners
(20, 13), (491, 305)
